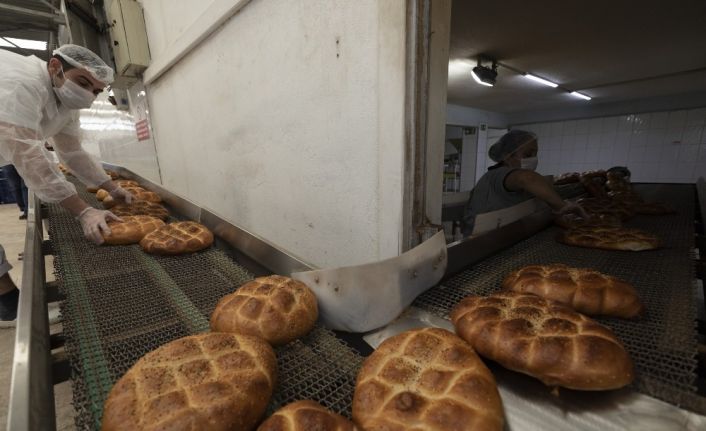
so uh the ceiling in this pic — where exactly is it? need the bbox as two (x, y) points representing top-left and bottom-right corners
(0, 0), (64, 59)
(447, 0), (706, 113)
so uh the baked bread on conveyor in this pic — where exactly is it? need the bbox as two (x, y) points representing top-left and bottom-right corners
(258, 400), (357, 431)
(558, 225), (659, 251)
(352, 328), (503, 431)
(140, 221), (214, 255)
(451, 292), (634, 390)
(576, 197), (635, 221)
(554, 212), (622, 230)
(553, 172), (580, 185)
(502, 264), (644, 318)
(110, 200), (170, 221)
(101, 332), (277, 431)
(102, 215), (166, 245)
(103, 187), (162, 208)
(95, 180), (141, 200)
(211, 275), (318, 346)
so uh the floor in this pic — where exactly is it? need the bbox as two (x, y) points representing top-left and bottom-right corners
(0, 203), (75, 430)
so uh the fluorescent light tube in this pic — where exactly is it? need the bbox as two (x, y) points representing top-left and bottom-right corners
(524, 73), (558, 87)
(570, 91), (591, 100)
(0, 37), (47, 51)
(471, 69), (493, 87)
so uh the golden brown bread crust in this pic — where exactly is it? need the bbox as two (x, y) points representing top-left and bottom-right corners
(553, 172), (580, 185)
(554, 212), (622, 230)
(257, 400), (357, 431)
(450, 292), (634, 390)
(140, 221), (214, 255)
(103, 188), (162, 208)
(102, 215), (166, 245)
(352, 328), (503, 431)
(96, 181), (142, 200)
(605, 172), (630, 192)
(576, 197), (635, 221)
(111, 201), (170, 221)
(101, 332), (277, 431)
(558, 226), (659, 251)
(105, 169), (120, 180)
(579, 170), (609, 199)
(211, 275), (318, 346)
(501, 264), (644, 318)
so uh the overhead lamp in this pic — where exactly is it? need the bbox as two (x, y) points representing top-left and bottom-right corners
(471, 58), (497, 87)
(570, 91), (591, 100)
(524, 73), (558, 88)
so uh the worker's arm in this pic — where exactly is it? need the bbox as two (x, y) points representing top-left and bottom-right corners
(505, 169), (587, 217)
(51, 119), (111, 189)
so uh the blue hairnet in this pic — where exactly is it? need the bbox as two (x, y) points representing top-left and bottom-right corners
(53, 44), (114, 84)
(488, 130), (537, 162)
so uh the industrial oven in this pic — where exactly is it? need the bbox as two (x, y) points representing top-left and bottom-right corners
(8, 166), (706, 430)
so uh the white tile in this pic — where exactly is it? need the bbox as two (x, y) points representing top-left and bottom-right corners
(698, 144), (706, 162)
(574, 146), (587, 161)
(667, 110), (687, 129)
(602, 116), (618, 133)
(563, 120), (577, 135)
(681, 126), (703, 145)
(599, 147), (614, 164)
(617, 115), (634, 132)
(560, 135), (575, 149)
(643, 162), (662, 181)
(628, 145), (646, 163)
(646, 130), (666, 146)
(585, 147), (600, 163)
(600, 132), (616, 148)
(589, 118), (603, 135)
(613, 146), (629, 162)
(550, 122), (564, 136)
(575, 119), (590, 134)
(686, 108), (706, 126)
(679, 144), (700, 162)
(587, 134), (602, 149)
(650, 112), (668, 129)
(660, 145), (680, 163)
(665, 127), (684, 143)
(633, 113), (651, 130)
(614, 132), (631, 147)
(645, 146), (662, 162)
(630, 130), (648, 146)
(574, 134), (588, 148)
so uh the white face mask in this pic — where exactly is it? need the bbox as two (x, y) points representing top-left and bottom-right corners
(520, 156), (538, 171)
(52, 68), (96, 109)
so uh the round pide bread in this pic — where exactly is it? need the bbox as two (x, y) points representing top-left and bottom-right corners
(352, 328), (503, 431)
(140, 221), (214, 255)
(211, 275), (318, 346)
(451, 291), (634, 390)
(101, 332), (277, 431)
(257, 400), (357, 431)
(102, 215), (166, 245)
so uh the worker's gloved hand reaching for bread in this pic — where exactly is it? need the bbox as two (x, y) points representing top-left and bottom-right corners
(100, 180), (134, 205)
(77, 207), (121, 244)
(554, 200), (589, 219)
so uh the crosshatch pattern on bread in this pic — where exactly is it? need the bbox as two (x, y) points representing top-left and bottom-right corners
(451, 291), (634, 390)
(101, 332), (277, 431)
(111, 201), (170, 221)
(102, 215), (166, 245)
(352, 328), (504, 431)
(140, 221), (214, 255)
(103, 188), (162, 208)
(257, 400), (358, 431)
(211, 275), (318, 346)
(502, 264), (644, 318)
(558, 226), (659, 251)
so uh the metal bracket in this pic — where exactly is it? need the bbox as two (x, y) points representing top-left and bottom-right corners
(51, 352), (70, 385)
(45, 281), (65, 304)
(49, 333), (65, 351)
(41, 240), (53, 256)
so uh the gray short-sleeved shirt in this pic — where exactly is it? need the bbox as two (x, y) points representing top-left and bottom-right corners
(463, 165), (533, 234)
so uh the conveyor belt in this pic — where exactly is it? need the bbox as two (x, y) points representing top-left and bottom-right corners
(49, 179), (363, 430)
(415, 184), (704, 413)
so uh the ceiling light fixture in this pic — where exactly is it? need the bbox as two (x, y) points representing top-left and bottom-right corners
(570, 91), (592, 100)
(524, 73), (558, 88)
(471, 57), (498, 87)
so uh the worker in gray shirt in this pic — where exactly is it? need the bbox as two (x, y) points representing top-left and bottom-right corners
(463, 130), (585, 235)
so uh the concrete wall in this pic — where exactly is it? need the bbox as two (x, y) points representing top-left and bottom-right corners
(122, 0), (408, 268)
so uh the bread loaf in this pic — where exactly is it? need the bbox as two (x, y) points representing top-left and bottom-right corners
(258, 400), (357, 431)
(140, 221), (214, 255)
(211, 275), (318, 346)
(502, 264), (644, 318)
(353, 328), (503, 431)
(451, 292), (634, 390)
(103, 188), (161, 208)
(559, 226), (659, 251)
(101, 332), (277, 431)
(102, 215), (166, 245)
(553, 172), (580, 185)
(111, 201), (170, 221)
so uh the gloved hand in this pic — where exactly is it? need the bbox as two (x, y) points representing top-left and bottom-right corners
(554, 200), (589, 219)
(77, 207), (121, 244)
(108, 185), (134, 204)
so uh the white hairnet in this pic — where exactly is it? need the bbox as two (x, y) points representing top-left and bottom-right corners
(53, 44), (114, 84)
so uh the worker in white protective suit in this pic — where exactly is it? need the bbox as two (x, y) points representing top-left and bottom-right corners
(0, 44), (134, 244)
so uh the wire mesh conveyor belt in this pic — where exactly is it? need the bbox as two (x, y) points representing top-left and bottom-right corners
(415, 183), (704, 413)
(48, 178), (363, 430)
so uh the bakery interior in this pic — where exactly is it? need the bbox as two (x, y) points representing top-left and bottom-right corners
(0, 0), (705, 430)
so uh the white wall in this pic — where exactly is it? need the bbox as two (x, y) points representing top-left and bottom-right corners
(446, 103), (509, 128)
(515, 107), (706, 183)
(133, 0), (406, 268)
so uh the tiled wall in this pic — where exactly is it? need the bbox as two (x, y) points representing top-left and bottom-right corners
(515, 107), (706, 183)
